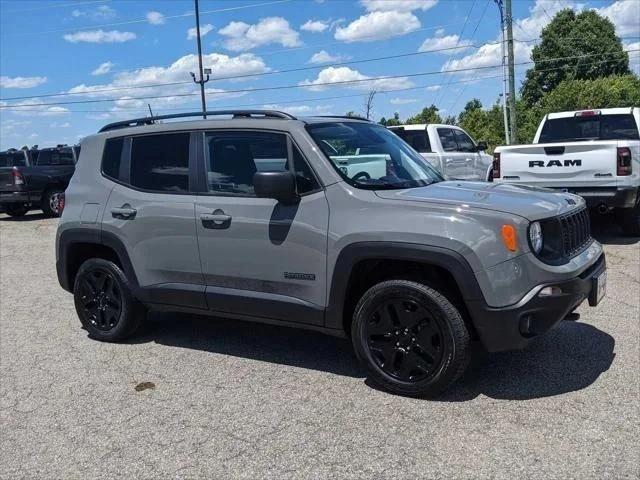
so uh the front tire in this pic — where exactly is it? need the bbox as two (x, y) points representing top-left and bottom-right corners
(73, 258), (144, 342)
(42, 187), (64, 217)
(352, 280), (470, 397)
(620, 204), (640, 236)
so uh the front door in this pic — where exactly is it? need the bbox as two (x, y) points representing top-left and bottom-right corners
(194, 130), (329, 326)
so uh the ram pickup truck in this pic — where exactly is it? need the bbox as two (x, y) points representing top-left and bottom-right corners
(494, 108), (640, 235)
(388, 124), (492, 181)
(0, 145), (79, 217)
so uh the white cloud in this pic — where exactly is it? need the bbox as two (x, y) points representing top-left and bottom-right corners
(301, 19), (329, 32)
(308, 50), (348, 64)
(596, 0), (640, 37)
(187, 23), (214, 40)
(50, 122), (71, 128)
(334, 11), (420, 43)
(624, 41), (640, 74)
(146, 11), (165, 25)
(219, 17), (301, 51)
(262, 104), (334, 116)
(91, 61), (115, 76)
(426, 85), (441, 91)
(6, 99), (70, 117)
(390, 97), (418, 105)
(419, 34), (473, 54)
(63, 29), (136, 43)
(0, 76), (47, 88)
(300, 66), (414, 91)
(361, 0), (438, 12)
(71, 5), (116, 20)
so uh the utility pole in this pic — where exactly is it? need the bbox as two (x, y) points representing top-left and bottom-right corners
(494, 0), (510, 144)
(191, 0), (209, 119)
(505, 0), (518, 143)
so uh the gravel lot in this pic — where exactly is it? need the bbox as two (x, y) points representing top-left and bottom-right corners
(1, 212), (638, 479)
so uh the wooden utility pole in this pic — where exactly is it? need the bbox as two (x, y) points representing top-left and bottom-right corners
(505, 0), (517, 143)
(192, 0), (209, 119)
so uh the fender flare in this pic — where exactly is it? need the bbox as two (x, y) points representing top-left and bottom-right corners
(324, 241), (485, 331)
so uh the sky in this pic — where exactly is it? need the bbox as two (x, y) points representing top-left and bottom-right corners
(0, 0), (639, 149)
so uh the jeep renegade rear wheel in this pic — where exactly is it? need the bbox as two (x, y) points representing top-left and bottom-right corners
(352, 280), (470, 397)
(73, 258), (143, 342)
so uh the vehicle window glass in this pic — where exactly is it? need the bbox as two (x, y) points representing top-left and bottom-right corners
(292, 145), (320, 194)
(205, 131), (287, 196)
(36, 151), (51, 166)
(51, 149), (75, 165)
(102, 138), (124, 180)
(0, 152), (28, 167)
(453, 129), (476, 153)
(539, 114), (640, 142)
(130, 133), (190, 192)
(392, 130), (431, 153)
(307, 122), (443, 190)
(437, 128), (458, 152)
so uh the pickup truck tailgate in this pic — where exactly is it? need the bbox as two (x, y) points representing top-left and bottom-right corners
(0, 167), (18, 193)
(499, 141), (618, 188)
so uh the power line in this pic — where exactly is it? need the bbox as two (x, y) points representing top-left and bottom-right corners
(0, 0), (109, 14)
(3, 50), (636, 110)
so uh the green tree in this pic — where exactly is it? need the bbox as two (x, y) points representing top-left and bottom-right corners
(458, 99), (483, 124)
(379, 112), (401, 126)
(521, 9), (630, 105)
(458, 100), (506, 152)
(405, 104), (442, 124)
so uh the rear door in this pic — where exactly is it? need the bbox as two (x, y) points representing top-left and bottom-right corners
(101, 132), (205, 307)
(194, 129), (329, 325)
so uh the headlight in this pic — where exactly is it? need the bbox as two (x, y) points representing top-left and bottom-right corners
(529, 221), (543, 254)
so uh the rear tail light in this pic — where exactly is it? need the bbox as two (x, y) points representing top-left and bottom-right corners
(617, 147), (632, 176)
(11, 167), (25, 186)
(59, 192), (66, 214)
(492, 152), (501, 180)
(575, 110), (601, 117)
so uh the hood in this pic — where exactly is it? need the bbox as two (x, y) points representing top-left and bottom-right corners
(374, 181), (584, 220)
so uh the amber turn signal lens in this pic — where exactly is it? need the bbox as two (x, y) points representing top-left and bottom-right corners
(501, 224), (518, 252)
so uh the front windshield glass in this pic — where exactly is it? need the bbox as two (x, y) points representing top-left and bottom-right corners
(306, 122), (443, 189)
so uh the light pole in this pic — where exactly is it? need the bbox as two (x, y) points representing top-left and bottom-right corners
(494, 0), (510, 144)
(505, 0), (518, 144)
(191, 0), (209, 118)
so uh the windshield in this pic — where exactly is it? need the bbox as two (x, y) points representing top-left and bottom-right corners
(306, 122), (443, 189)
(539, 114), (640, 142)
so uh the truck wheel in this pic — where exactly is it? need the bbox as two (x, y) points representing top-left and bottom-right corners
(351, 279), (470, 398)
(4, 205), (29, 217)
(41, 188), (65, 217)
(73, 258), (144, 342)
(620, 204), (640, 236)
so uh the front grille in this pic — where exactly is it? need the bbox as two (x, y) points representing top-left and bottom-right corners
(558, 207), (592, 257)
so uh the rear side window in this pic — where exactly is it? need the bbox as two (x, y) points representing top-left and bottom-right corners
(539, 114), (640, 142)
(52, 148), (75, 165)
(130, 133), (190, 192)
(393, 130), (431, 153)
(102, 137), (124, 180)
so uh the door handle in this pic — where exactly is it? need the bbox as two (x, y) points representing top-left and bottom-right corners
(201, 209), (232, 229)
(111, 205), (137, 220)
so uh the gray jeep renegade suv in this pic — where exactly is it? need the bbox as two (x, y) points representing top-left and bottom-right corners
(56, 110), (607, 397)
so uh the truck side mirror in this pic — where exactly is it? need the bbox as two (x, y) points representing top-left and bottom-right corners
(476, 141), (488, 152)
(254, 171), (298, 204)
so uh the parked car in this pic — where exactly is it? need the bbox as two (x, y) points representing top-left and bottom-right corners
(493, 107), (640, 235)
(56, 111), (606, 397)
(0, 144), (79, 217)
(388, 124), (493, 181)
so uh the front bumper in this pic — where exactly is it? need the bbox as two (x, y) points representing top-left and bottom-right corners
(553, 186), (639, 209)
(467, 252), (606, 352)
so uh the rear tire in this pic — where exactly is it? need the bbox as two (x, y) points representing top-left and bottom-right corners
(4, 205), (29, 217)
(73, 258), (144, 342)
(41, 187), (65, 217)
(351, 279), (471, 398)
(620, 204), (640, 237)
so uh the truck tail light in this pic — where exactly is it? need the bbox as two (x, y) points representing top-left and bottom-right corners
(617, 147), (632, 176)
(575, 110), (601, 117)
(12, 167), (25, 186)
(58, 192), (66, 214)
(492, 152), (501, 180)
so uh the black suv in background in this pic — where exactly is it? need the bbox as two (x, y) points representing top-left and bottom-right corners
(0, 145), (79, 217)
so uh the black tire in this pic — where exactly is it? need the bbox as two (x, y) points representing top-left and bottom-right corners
(73, 258), (144, 342)
(4, 205), (29, 217)
(620, 204), (640, 236)
(41, 187), (64, 217)
(351, 280), (470, 398)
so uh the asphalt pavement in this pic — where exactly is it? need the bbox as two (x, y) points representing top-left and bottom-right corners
(0, 212), (638, 479)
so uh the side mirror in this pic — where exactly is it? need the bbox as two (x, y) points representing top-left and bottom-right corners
(476, 141), (488, 152)
(254, 171), (298, 203)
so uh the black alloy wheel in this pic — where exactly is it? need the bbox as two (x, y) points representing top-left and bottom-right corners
(78, 268), (122, 331)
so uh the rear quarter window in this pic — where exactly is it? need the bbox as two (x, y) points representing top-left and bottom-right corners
(102, 138), (124, 180)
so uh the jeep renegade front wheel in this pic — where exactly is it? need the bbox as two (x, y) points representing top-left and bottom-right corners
(73, 258), (144, 342)
(352, 280), (471, 397)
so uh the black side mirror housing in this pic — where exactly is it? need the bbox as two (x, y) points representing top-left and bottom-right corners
(476, 141), (488, 152)
(254, 171), (298, 203)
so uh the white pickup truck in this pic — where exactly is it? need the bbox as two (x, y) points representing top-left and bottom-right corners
(494, 107), (640, 236)
(388, 124), (493, 181)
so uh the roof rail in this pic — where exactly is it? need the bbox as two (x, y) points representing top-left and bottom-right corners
(99, 110), (297, 133)
(314, 115), (372, 122)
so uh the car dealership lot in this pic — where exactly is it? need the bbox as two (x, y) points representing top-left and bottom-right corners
(1, 213), (638, 480)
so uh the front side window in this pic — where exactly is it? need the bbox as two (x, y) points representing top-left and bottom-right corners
(130, 133), (190, 192)
(437, 128), (458, 152)
(453, 129), (476, 153)
(204, 131), (319, 196)
(307, 122), (442, 190)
